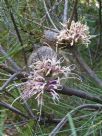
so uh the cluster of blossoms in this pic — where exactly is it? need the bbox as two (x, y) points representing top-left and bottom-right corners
(56, 20), (91, 46)
(20, 57), (73, 106)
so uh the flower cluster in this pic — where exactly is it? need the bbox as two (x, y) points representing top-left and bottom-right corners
(20, 57), (72, 106)
(56, 20), (91, 46)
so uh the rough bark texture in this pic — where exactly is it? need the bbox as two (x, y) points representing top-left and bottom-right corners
(28, 46), (57, 66)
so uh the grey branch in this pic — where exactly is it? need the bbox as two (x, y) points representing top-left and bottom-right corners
(0, 72), (21, 92)
(41, 0), (63, 24)
(0, 101), (29, 118)
(57, 86), (102, 104)
(42, 0), (59, 30)
(0, 63), (27, 81)
(63, 0), (68, 23)
(0, 45), (21, 71)
(67, 0), (78, 28)
(72, 48), (102, 88)
(0, 64), (15, 74)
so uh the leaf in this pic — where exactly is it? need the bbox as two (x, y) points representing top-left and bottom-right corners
(67, 113), (77, 136)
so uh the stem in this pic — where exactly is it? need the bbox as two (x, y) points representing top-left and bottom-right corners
(67, 0), (78, 28)
(0, 72), (21, 92)
(57, 86), (102, 104)
(4, 0), (28, 71)
(71, 48), (102, 88)
(98, 0), (102, 46)
(63, 0), (68, 23)
(42, 0), (59, 30)
(0, 101), (29, 118)
(0, 64), (28, 81)
(0, 45), (21, 71)
(41, 0), (62, 24)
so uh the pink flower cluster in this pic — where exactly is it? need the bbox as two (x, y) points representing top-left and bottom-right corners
(20, 57), (72, 106)
(57, 20), (91, 46)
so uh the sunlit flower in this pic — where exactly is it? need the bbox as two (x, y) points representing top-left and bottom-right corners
(29, 57), (71, 79)
(57, 20), (91, 46)
(20, 57), (75, 106)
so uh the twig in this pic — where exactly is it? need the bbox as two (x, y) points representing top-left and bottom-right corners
(0, 64), (16, 74)
(71, 48), (102, 88)
(0, 64), (28, 81)
(1, 79), (35, 118)
(4, 90), (16, 99)
(13, 81), (35, 118)
(49, 104), (102, 136)
(2, 103), (102, 129)
(74, 0), (78, 21)
(67, 0), (78, 29)
(24, 16), (59, 33)
(0, 72), (21, 92)
(4, 0), (28, 71)
(23, 101), (35, 118)
(0, 101), (29, 118)
(0, 45), (21, 71)
(41, 0), (62, 24)
(98, 0), (102, 46)
(42, 0), (59, 30)
(63, 0), (68, 23)
(94, 0), (102, 60)
(57, 86), (102, 104)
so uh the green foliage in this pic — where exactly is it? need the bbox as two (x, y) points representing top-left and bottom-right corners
(0, 110), (6, 136)
(0, 0), (102, 136)
(67, 113), (77, 136)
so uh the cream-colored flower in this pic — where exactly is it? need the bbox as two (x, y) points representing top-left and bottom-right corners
(57, 20), (91, 46)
